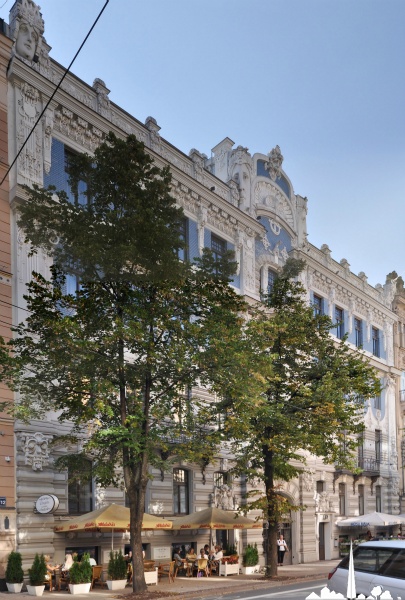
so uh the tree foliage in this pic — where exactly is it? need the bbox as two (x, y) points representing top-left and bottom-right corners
(221, 258), (381, 577)
(0, 133), (258, 593)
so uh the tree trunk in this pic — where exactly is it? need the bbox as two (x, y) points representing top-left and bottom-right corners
(128, 476), (148, 593)
(263, 445), (278, 578)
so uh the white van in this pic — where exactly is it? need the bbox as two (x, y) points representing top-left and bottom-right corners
(328, 540), (405, 597)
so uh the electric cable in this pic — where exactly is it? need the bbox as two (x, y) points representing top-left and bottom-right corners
(0, 0), (110, 187)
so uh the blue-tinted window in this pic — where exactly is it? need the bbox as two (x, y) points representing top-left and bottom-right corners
(372, 327), (380, 357)
(355, 318), (363, 348)
(178, 217), (189, 261)
(335, 306), (344, 339)
(268, 269), (277, 295)
(313, 295), (323, 316)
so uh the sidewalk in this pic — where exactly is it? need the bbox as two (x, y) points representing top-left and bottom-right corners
(0, 560), (339, 600)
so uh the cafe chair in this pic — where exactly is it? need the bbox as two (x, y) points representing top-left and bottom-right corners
(186, 560), (195, 577)
(197, 559), (209, 577)
(91, 565), (104, 589)
(174, 561), (187, 578)
(57, 570), (69, 591)
(209, 560), (219, 576)
(158, 561), (175, 583)
(43, 571), (54, 591)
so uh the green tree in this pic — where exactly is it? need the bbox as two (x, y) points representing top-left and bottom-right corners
(0, 133), (255, 593)
(220, 258), (380, 577)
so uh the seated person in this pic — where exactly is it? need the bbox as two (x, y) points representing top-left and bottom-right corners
(44, 555), (59, 589)
(199, 548), (208, 559)
(213, 545), (223, 560)
(186, 547), (197, 575)
(61, 553), (74, 575)
(89, 557), (97, 566)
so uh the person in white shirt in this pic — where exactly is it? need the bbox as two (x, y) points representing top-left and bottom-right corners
(89, 557), (97, 566)
(277, 534), (289, 565)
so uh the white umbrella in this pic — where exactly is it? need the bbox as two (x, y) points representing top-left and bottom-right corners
(336, 511), (405, 528)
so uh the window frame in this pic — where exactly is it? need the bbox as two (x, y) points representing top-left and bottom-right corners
(372, 327), (380, 357)
(354, 317), (363, 348)
(68, 459), (93, 515)
(313, 294), (323, 316)
(173, 467), (189, 515)
(335, 306), (344, 339)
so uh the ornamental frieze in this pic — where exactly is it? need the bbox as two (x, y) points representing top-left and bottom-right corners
(54, 105), (105, 151)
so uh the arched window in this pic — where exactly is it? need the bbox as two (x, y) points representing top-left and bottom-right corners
(173, 468), (189, 515)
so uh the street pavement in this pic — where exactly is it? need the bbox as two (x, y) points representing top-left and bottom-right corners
(0, 560), (339, 600)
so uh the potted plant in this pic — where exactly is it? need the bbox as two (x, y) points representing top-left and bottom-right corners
(219, 553), (240, 577)
(241, 543), (260, 575)
(27, 554), (47, 596)
(106, 550), (127, 590)
(5, 551), (24, 593)
(68, 553), (92, 595)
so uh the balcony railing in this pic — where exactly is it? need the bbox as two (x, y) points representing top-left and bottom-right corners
(357, 457), (380, 475)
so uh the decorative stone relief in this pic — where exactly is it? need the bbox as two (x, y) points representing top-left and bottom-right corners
(254, 182), (294, 230)
(93, 78), (111, 120)
(228, 146), (252, 208)
(145, 116), (162, 153)
(301, 471), (314, 493)
(314, 491), (334, 513)
(53, 105), (104, 152)
(149, 501), (164, 514)
(228, 179), (240, 207)
(197, 204), (207, 255)
(10, 0), (44, 62)
(16, 82), (42, 184)
(20, 431), (53, 471)
(213, 484), (237, 510)
(42, 108), (54, 174)
(264, 145), (284, 181)
(95, 484), (107, 509)
(189, 149), (206, 183)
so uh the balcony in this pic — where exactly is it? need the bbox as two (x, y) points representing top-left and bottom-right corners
(357, 457), (380, 476)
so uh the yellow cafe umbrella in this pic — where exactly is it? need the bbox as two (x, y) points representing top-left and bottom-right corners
(54, 503), (172, 549)
(170, 507), (262, 549)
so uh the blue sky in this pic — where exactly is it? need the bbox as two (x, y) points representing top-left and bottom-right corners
(2, 0), (404, 286)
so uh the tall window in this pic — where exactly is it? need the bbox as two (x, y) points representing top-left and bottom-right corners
(335, 306), (344, 339)
(375, 430), (382, 463)
(354, 318), (363, 348)
(178, 217), (189, 262)
(339, 483), (346, 516)
(267, 269), (277, 295)
(65, 149), (88, 206)
(374, 394), (382, 410)
(313, 295), (323, 316)
(316, 480), (325, 494)
(358, 484), (364, 515)
(375, 485), (382, 512)
(372, 327), (380, 357)
(211, 235), (227, 261)
(173, 468), (189, 515)
(68, 460), (93, 514)
(357, 433), (364, 468)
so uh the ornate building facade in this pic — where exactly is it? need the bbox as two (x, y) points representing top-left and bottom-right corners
(0, 0), (402, 577)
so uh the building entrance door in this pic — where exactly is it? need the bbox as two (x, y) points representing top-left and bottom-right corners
(319, 522), (325, 561)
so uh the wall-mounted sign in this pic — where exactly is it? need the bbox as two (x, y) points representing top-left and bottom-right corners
(0, 496), (6, 506)
(35, 494), (59, 514)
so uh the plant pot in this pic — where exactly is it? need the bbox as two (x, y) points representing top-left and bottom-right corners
(106, 579), (127, 590)
(219, 562), (240, 577)
(27, 585), (45, 596)
(144, 567), (158, 585)
(241, 565), (260, 575)
(6, 582), (24, 593)
(69, 582), (92, 595)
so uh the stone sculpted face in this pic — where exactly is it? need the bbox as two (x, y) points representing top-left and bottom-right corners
(15, 22), (37, 60)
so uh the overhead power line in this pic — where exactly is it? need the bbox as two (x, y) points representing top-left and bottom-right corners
(0, 0), (110, 187)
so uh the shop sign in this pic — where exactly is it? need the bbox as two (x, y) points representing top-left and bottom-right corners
(35, 494), (60, 514)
